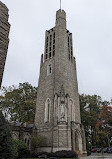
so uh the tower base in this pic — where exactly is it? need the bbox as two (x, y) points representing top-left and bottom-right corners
(34, 122), (87, 156)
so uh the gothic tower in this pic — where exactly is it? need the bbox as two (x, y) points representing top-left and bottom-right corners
(35, 9), (86, 155)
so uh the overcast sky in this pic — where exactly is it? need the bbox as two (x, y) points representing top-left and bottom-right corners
(1, 0), (112, 101)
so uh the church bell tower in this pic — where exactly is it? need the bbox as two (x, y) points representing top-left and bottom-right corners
(35, 9), (86, 155)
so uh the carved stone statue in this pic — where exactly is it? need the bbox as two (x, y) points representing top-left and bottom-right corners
(60, 104), (65, 121)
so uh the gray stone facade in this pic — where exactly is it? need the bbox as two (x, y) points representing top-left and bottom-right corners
(0, 1), (10, 87)
(9, 122), (34, 149)
(35, 9), (87, 155)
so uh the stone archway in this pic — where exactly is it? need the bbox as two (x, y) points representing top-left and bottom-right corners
(23, 133), (31, 148)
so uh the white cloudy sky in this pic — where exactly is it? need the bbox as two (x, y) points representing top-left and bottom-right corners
(1, 0), (112, 101)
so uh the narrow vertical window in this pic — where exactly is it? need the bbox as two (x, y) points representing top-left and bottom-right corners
(53, 32), (55, 56)
(46, 37), (48, 48)
(53, 32), (55, 39)
(46, 54), (48, 59)
(71, 40), (73, 61)
(68, 36), (70, 60)
(27, 139), (29, 146)
(69, 53), (70, 60)
(49, 64), (52, 74)
(53, 45), (55, 50)
(47, 64), (52, 75)
(49, 52), (51, 58)
(47, 100), (50, 120)
(70, 39), (72, 45)
(53, 40), (55, 44)
(50, 35), (51, 41)
(53, 50), (55, 56)
(46, 37), (48, 60)
(45, 99), (51, 123)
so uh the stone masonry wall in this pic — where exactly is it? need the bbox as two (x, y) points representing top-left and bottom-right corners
(35, 9), (86, 154)
(0, 1), (10, 87)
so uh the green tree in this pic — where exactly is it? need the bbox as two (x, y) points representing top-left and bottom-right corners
(0, 111), (13, 159)
(12, 139), (29, 159)
(79, 94), (102, 149)
(95, 105), (112, 147)
(0, 82), (37, 123)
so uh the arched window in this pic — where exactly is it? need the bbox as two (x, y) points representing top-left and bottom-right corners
(27, 139), (29, 146)
(70, 99), (74, 121)
(45, 99), (51, 123)
(47, 63), (52, 75)
(25, 138), (27, 144)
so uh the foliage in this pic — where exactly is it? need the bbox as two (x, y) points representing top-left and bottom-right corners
(0, 111), (13, 159)
(98, 105), (112, 127)
(0, 80), (112, 152)
(0, 82), (37, 123)
(79, 94), (102, 149)
(52, 150), (78, 158)
(87, 150), (91, 156)
(30, 150), (78, 158)
(95, 105), (112, 147)
(12, 139), (29, 159)
(80, 94), (112, 149)
(95, 130), (108, 147)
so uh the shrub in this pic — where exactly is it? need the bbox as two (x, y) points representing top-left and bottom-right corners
(87, 150), (91, 156)
(30, 152), (48, 158)
(12, 139), (29, 159)
(0, 111), (13, 159)
(31, 150), (78, 158)
(53, 150), (78, 158)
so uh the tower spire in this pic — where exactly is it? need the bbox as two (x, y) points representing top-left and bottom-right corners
(60, 0), (61, 10)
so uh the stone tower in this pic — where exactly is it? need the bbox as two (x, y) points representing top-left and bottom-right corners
(35, 9), (86, 155)
(0, 1), (10, 87)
